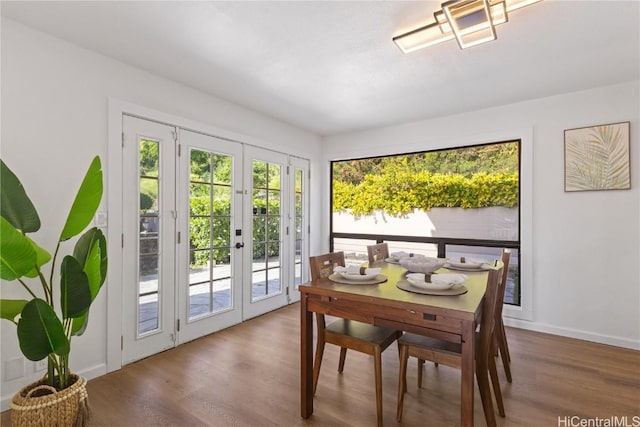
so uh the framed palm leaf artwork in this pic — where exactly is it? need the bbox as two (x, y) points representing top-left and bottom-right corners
(564, 122), (630, 192)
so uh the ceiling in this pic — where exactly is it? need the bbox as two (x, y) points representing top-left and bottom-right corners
(2, 1), (638, 136)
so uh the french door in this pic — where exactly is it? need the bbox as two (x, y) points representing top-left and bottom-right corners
(121, 115), (308, 364)
(289, 156), (310, 303)
(241, 151), (309, 311)
(242, 147), (289, 319)
(122, 116), (178, 363)
(176, 129), (244, 343)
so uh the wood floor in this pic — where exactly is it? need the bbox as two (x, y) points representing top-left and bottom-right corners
(2, 303), (639, 426)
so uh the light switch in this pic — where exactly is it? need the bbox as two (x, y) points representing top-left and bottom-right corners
(95, 212), (108, 227)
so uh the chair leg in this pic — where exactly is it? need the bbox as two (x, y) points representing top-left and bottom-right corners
(312, 337), (325, 395)
(417, 359), (425, 388)
(489, 348), (505, 417)
(397, 344), (409, 422)
(498, 342), (512, 383)
(374, 349), (383, 427)
(501, 321), (511, 362)
(338, 347), (348, 373)
(496, 323), (512, 383)
(476, 355), (497, 427)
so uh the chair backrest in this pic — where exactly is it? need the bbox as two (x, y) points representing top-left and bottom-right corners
(309, 252), (346, 331)
(309, 252), (346, 281)
(476, 264), (504, 362)
(495, 249), (511, 322)
(367, 243), (389, 264)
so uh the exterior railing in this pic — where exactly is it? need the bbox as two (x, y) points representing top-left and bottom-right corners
(330, 232), (520, 306)
(331, 232), (518, 258)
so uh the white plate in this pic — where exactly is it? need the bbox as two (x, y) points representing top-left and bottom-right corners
(446, 258), (486, 269)
(407, 278), (453, 290)
(339, 272), (379, 281)
(445, 264), (491, 271)
(406, 273), (467, 290)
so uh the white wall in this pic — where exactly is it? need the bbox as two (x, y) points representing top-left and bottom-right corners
(0, 18), (322, 408)
(322, 80), (640, 350)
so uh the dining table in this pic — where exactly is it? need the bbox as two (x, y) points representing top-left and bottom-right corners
(299, 260), (493, 426)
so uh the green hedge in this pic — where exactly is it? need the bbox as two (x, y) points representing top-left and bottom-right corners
(333, 172), (518, 217)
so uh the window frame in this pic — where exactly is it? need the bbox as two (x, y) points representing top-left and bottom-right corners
(327, 134), (532, 320)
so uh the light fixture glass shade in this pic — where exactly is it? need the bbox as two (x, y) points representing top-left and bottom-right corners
(455, 26), (497, 48)
(443, 0), (497, 49)
(436, 2), (506, 36)
(434, 10), (452, 33)
(490, 1), (507, 25)
(393, 22), (455, 53)
(393, 0), (541, 53)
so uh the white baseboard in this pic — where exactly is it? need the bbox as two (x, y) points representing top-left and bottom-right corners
(503, 318), (640, 350)
(1, 363), (107, 412)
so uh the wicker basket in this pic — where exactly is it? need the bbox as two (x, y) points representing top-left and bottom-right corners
(10, 374), (91, 427)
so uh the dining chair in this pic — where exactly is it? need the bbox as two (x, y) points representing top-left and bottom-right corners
(309, 252), (402, 427)
(396, 264), (504, 426)
(367, 242), (389, 265)
(425, 250), (512, 384)
(495, 249), (512, 382)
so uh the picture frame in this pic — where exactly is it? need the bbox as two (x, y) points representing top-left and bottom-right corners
(564, 121), (630, 192)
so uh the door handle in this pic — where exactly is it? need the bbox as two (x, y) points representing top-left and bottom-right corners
(235, 242), (245, 249)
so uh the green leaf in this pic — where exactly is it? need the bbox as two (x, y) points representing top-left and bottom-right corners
(60, 256), (92, 319)
(0, 299), (28, 323)
(73, 228), (107, 298)
(69, 230), (107, 337)
(23, 236), (52, 278)
(17, 299), (69, 361)
(0, 217), (37, 280)
(0, 159), (41, 233)
(60, 156), (103, 241)
(70, 312), (89, 337)
(97, 230), (108, 285)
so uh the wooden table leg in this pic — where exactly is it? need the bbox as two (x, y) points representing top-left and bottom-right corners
(300, 293), (313, 418)
(460, 320), (475, 427)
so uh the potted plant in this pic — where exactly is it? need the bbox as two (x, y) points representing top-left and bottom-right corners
(0, 156), (107, 427)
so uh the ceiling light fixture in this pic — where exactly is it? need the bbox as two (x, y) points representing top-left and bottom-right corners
(393, 0), (542, 52)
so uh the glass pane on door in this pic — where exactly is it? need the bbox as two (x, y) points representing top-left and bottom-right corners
(188, 149), (234, 319)
(294, 168), (303, 288)
(139, 139), (161, 335)
(251, 160), (282, 301)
